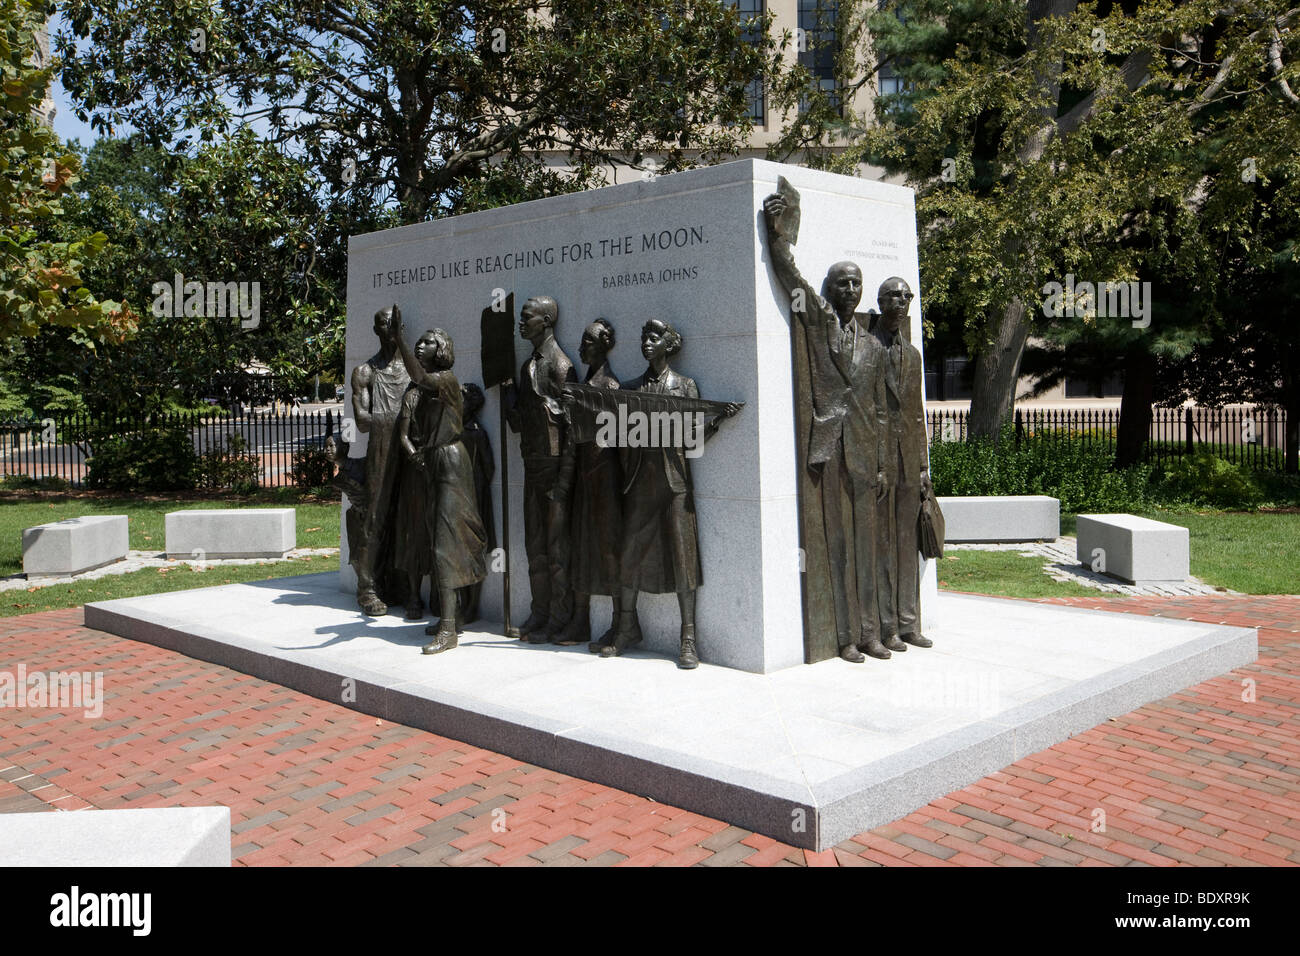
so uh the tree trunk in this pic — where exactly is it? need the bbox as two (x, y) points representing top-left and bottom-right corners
(968, 298), (1031, 440)
(967, 1), (1075, 441)
(1115, 346), (1156, 468)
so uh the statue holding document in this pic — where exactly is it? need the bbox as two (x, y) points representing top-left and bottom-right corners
(563, 319), (741, 669)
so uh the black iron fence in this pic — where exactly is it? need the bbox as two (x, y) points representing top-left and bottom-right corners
(3, 404), (1290, 489)
(0, 408), (341, 490)
(926, 406), (1290, 472)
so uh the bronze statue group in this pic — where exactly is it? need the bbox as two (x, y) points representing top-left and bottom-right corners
(764, 183), (940, 664)
(335, 184), (935, 671)
(339, 298), (739, 670)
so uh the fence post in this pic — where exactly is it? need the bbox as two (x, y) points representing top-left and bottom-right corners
(1185, 406), (1194, 458)
(1014, 408), (1023, 449)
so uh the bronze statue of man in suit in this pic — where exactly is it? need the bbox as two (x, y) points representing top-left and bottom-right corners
(504, 295), (578, 642)
(763, 192), (892, 662)
(872, 277), (933, 652)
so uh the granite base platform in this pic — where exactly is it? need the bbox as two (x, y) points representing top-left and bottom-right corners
(85, 573), (1257, 851)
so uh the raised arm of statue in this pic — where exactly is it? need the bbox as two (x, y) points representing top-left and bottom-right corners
(394, 316), (456, 394)
(762, 193), (822, 329)
(394, 323), (431, 389)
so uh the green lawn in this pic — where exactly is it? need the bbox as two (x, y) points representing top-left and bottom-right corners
(0, 493), (341, 577)
(4, 494), (1294, 615)
(936, 550), (1103, 599)
(942, 509), (1299, 598)
(1, 493), (343, 618)
(1134, 510), (1300, 594)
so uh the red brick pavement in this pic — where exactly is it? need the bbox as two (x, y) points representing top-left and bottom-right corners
(0, 595), (1296, 866)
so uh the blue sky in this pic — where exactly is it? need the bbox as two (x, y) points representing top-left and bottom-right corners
(48, 9), (104, 149)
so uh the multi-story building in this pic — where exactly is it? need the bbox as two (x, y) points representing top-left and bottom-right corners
(32, 18), (57, 127)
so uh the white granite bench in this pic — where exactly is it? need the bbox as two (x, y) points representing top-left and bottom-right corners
(23, 515), (129, 577)
(165, 508), (296, 559)
(937, 495), (1060, 543)
(0, 807), (230, 867)
(1076, 514), (1190, 584)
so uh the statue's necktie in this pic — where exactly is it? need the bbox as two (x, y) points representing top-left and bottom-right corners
(887, 337), (901, 395)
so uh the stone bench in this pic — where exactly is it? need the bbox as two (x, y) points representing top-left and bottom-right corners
(937, 495), (1060, 543)
(0, 807), (230, 866)
(1076, 514), (1190, 584)
(23, 515), (129, 577)
(165, 508), (296, 559)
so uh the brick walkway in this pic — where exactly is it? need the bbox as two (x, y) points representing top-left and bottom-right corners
(1, 595), (1296, 866)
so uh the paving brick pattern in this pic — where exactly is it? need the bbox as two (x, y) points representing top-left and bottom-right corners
(0, 596), (1296, 866)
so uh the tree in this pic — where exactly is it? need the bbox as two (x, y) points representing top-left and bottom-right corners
(1156, 176), (1300, 473)
(57, 0), (785, 223)
(773, 0), (1300, 455)
(0, 0), (132, 342)
(9, 132), (360, 416)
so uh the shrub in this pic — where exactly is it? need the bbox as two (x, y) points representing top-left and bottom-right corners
(1255, 472), (1300, 509)
(928, 425), (1152, 513)
(291, 445), (335, 489)
(86, 425), (200, 491)
(1151, 452), (1265, 509)
(197, 434), (261, 493)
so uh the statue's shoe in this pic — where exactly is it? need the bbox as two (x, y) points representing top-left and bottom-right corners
(404, 602), (424, 621)
(517, 611), (547, 638)
(678, 638), (699, 670)
(541, 613), (572, 644)
(598, 625), (643, 658)
(588, 627), (615, 654)
(358, 591), (387, 617)
(553, 617), (590, 647)
(882, 635), (908, 653)
(840, 644), (866, 663)
(901, 633), (933, 648)
(858, 638), (892, 660)
(421, 630), (458, 655)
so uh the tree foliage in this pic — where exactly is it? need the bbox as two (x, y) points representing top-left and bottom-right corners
(0, 0), (133, 341)
(58, 0), (784, 222)
(5, 133), (359, 416)
(772, 0), (1300, 450)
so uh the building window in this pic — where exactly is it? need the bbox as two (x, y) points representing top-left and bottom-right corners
(1065, 373), (1123, 399)
(877, 59), (906, 97)
(727, 0), (766, 123)
(799, 0), (839, 112)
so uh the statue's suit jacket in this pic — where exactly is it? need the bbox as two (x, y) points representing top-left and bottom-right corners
(873, 325), (928, 488)
(506, 336), (577, 458)
(767, 233), (887, 481)
(620, 366), (698, 496)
